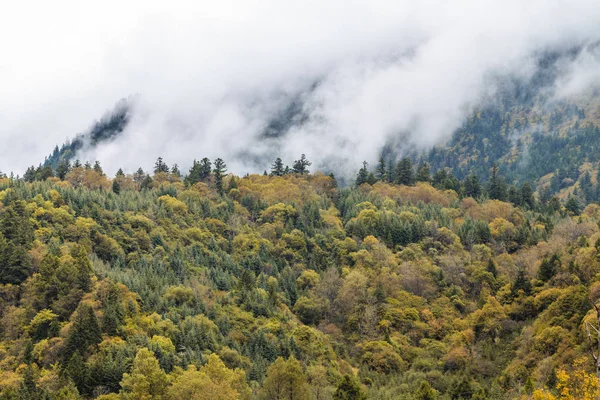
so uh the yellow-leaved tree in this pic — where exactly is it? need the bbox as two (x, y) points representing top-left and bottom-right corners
(168, 353), (251, 400)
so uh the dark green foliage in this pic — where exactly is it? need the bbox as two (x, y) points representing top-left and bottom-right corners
(154, 157), (169, 174)
(334, 375), (366, 400)
(186, 158), (212, 185)
(487, 164), (507, 201)
(292, 154), (311, 174)
(416, 162), (431, 183)
(538, 254), (561, 283)
(395, 157), (414, 185)
(64, 304), (102, 360)
(355, 161), (369, 186)
(112, 179), (121, 194)
(376, 156), (387, 182)
(512, 269), (532, 296)
(565, 196), (580, 215)
(271, 158), (285, 176)
(463, 174), (481, 198)
(213, 158), (227, 196)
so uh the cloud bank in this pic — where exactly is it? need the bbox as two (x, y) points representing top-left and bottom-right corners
(2, 0), (600, 176)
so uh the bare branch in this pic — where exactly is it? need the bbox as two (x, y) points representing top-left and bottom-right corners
(585, 322), (598, 361)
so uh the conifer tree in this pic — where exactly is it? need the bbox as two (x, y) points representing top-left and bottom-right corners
(271, 158), (285, 176)
(154, 157), (169, 174)
(415, 162), (431, 183)
(333, 375), (366, 400)
(55, 159), (71, 180)
(214, 158), (227, 196)
(171, 163), (181, 177)
(355, 161), (369, 186)
(463, 174), (482, 198)
(487, 164), (507, 201)
(376, 156), (387, 182)
(292, 154), (311, 175)
(395, 157), (414, 185)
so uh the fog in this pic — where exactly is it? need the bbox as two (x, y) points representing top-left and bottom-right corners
(2, 0), (600, 176)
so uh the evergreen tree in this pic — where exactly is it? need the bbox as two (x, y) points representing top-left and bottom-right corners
(355, 161), (369, 186)
(415, 381), (439, 400)
(395, 157), (414, 185)
(133, 168), (146, 187)
(64, 303), (102, 359)
(271, 158), (285, 176)
(292, 154), (311, 174)
(508, 185), (520, 206)
(93, 161), (104, 175)
(23, 166), (36, 182)
(154, 157), (169, 174)
(580, 171), (593, 203)
(141, 174), (154, 190)
(112, 179), (121, 195)
(116, 168), (125, 177)
(565, 196), (581, 215)
(171, 163), (181, 177)
(486, 258), (497, 278)
(376, 156), (387, 182)
(367, 172), (377, 185)
(415, 162), (431, 183)
(487, 164), (507, 201)
(200, 158), (212, 179)
(386, 157), (395, 183)
(333, 375), (366, 400)
(511, 269), (532, 296)
(214, 158), (227, 196)
(520, 182), (535, 209)
(463, 174), (482, 198)
(55, 159), (71, 180)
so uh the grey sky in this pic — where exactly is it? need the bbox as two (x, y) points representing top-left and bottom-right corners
(2, 0), (600, 176)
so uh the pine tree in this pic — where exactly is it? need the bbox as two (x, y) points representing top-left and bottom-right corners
(415, 162), (431, 183)
(154, 157), (169, 174)
(520, 182), (535, 209)
(55, 159), (71, 180)
(214, 158), (227, 196)
(271, 158), (285, 176)
(395, 157), (414, 185)
(487, 164), (507, 201)
(415, 381), (439, 400)
(292, 154), (311, 174)
(376, 156), (387, 182)
(333, 375), (366, 400)
(565, 196), (581, 215)
(93, 161), (104, 175)
(64, 303), (102, 359)
(511, 269), (532, 296)
(508, 185), (520, 206)
(355, 161), (369, 186)
(112, 179), (121, 194)
(463, 174), (482, 198)
(486, 258), (497, 278)
(171, 163), (181, 177)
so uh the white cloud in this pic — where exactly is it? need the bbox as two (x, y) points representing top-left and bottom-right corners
(2, 0), (600, 176)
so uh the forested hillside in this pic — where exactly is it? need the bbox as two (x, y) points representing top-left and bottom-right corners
(2, 156), (600, 399)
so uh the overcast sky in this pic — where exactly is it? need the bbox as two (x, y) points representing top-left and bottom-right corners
(2, 0), (600, 176)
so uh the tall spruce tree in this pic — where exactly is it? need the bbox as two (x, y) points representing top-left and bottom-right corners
(213, 158), (227, 196)
(395, 157), (414, 185)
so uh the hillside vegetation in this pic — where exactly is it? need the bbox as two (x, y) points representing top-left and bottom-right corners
(1, 158), (600, 399)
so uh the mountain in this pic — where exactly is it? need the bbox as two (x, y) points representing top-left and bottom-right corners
(43, 97), (133, 169)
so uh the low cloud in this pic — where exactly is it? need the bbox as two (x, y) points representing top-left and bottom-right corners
(2, 0), (600, 176)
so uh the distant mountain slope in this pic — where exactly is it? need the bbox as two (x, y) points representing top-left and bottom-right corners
(43, 97), (132, 169)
